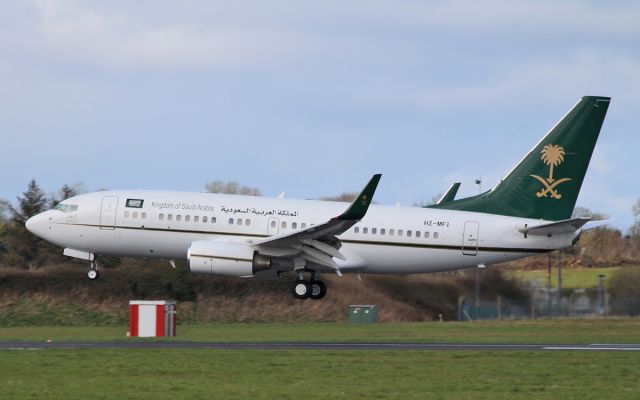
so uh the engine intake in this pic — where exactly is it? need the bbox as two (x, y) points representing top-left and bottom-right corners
(187, 240), (271, 277)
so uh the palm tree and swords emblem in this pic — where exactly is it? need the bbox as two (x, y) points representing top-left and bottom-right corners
(529, 144), (572, 199)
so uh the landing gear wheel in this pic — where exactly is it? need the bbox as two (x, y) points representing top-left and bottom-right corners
(87, 268), (99, 280)
(292, 280), (311, 300)
(309, 280), (327, 300)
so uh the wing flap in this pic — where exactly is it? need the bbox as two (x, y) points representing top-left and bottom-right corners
(252, 174), (381, 273)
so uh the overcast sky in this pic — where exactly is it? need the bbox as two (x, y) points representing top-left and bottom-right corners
(1, 1), (639, 230)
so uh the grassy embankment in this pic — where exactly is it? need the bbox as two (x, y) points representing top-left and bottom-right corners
(1, 318), (639, 344)
(1, 264), (638, 326)
(0, 264), (529, 324)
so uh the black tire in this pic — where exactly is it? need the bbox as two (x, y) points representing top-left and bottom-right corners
(309, 280), (327, 300)
(292, 280), (311, 300)
(87, 269), (100, 280)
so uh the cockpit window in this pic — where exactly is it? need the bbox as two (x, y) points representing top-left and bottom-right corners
(54, 204), (78, 213)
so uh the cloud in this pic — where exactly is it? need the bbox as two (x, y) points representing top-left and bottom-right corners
(15, 0), (305, 72)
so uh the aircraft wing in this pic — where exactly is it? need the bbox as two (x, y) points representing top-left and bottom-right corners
(519, 217), (590, 236)
(252, 174), (381, 274)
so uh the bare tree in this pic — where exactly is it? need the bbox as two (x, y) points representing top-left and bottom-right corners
(321, 193), (358, 202)
(50, 182), (87, 207)
(572, 206), (607, 221)
(413, 193), (443, 207)
(632, 199), (640, 237)
(205, 181), (261, 196)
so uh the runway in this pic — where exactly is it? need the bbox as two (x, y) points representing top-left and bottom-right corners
(1, 341), (640, 351)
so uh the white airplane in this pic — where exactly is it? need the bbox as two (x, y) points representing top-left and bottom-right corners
(26, 96), (610, 300)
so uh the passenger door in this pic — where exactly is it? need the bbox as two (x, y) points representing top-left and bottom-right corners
(100, 196), (118, 230)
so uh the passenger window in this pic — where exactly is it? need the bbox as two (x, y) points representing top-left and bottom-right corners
(425, 231), (430, 238)
(398, 230), (403, 237)
(176, 215), (182, 222)
(141, 212), (147, 219)
(237, 219), (243, 225)
(292, 222), (297, 229)
(132, 212), (138, 218)
(271, 220), (276, 228)
(434, 232), (439, 239)
(416, 231), (421, 238)
(354, 227), (360, 233)
(124, 211), (130, 218)
(159, 213), (164, 220)
(203, 216), (208, 223)
(380, 228), (386, 235)
(168, 214), (173, 221)
(407, 230), (412, 237)
(185, 215), (191, 222)
(281, 221), (287, 229)
(246, 218), (251, 226)
(389, 229), (394, 236)
(301, 223), (307, 229)
(363, 227), (368, 234)
(212, 217), (217, 223)
(193, 216), (199, 223)
(372, 228), (377, 235)
(229, 218), (234, 225)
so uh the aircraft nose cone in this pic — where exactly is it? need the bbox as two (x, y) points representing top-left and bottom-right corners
(25, 216), (36, 232)
(25, 212), (48, 238)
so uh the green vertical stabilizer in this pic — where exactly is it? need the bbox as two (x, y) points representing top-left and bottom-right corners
(428, 96), (610, 221)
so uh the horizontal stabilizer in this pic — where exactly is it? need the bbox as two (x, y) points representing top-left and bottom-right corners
(583, 219), (609, 231)
(436, 182), (461, 205)
(519, 218), (590, 236)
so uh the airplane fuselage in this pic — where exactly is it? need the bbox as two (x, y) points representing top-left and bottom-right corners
(28, 190), (570, 275)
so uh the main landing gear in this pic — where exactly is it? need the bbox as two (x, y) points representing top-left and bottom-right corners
(292, 271), (327, 300)
(87, 261), (100, 281)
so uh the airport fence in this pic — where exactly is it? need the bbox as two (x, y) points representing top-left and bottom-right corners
(458, 285), (639, 321)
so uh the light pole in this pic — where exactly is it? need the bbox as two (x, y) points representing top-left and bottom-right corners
(474, 177), (483, 308)
(557, 249), (562, 295)
(475, 178), (482, 194)
(597, 274), (606, 314)
(475, 264), (485, 306)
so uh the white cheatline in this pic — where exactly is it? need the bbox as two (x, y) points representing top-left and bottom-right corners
(544, 345), (640, 351)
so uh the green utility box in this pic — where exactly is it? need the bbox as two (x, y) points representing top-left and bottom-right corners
(348, 305), (378, 323)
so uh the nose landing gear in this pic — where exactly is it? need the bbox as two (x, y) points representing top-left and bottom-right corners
(87, 261), (100, 280)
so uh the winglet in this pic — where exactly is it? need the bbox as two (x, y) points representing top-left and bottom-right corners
(335, 174), (381, 221)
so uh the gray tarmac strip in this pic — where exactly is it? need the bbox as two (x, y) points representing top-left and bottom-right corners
(1, 341), (640, 351)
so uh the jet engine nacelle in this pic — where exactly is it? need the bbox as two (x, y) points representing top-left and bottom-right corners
(187, 240), (271, 277)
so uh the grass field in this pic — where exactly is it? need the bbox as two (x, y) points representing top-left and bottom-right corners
(1, 348), (639, 400)
(1, 318), (639, 344)
(1, 320), (639, 399)
(506, 266), (622, 288)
